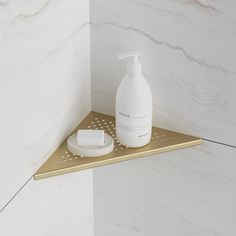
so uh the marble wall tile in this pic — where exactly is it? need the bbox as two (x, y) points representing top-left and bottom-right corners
(0, 0), (91, 210)
(94, 142), (236, 236)
(0, 170), (93, 236)
(90, 0), (236, 146)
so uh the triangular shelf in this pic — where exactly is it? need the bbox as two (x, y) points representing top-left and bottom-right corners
(34, 111), (202, 180)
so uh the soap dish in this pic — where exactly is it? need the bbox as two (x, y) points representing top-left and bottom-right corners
(34, 111), (202, 180)
(67, 134), (114, 157)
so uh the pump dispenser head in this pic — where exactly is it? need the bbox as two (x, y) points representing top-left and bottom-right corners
(118, 53), (142, 76)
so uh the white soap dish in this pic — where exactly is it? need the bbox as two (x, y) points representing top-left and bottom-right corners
(67, 134), (114, 157)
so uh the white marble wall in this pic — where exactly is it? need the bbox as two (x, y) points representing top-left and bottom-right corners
(90, 0), (236, 146)
(0, 0), (93, 233)
(94, 142), (236, 236)
(0, 170), (94, 236)
(90, 0), (236, 235)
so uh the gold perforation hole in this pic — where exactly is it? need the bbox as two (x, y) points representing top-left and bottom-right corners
(86, 117), (123, 152)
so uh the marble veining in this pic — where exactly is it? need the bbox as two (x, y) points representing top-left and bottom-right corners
(91, 20), (227, 73)
(90, 0), (236, 146)
(0, 1), (236, 235)
(0, 0), (91, 212)
(91, 1), (236, 234)
(94, 141), (236, 236)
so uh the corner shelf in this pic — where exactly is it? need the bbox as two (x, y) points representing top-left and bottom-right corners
(34, 111), (202, 180)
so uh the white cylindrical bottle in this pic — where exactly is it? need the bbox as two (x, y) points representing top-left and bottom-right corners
(116, 54), (152, 148)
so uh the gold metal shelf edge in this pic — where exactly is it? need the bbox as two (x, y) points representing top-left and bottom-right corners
(34, 111), (202, 180)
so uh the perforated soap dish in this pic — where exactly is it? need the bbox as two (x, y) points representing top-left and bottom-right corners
(34, 111), (202, 180)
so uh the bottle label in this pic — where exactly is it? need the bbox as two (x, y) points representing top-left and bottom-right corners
(117, 111), (151, 138)
(119, 112), (148, 119)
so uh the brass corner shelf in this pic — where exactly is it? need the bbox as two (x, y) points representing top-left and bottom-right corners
(34, 111), (202, 180)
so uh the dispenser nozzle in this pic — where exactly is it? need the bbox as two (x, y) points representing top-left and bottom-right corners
(118, 53), (142, 63)
(118, 53), (142, 75)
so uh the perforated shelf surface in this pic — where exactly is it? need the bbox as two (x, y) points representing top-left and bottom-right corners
(34, 111), (202, 180)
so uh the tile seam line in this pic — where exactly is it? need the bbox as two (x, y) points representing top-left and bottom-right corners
(0, 175), (32, 214)
(0, 138), (234, 214)
(202, 138), (236, 149)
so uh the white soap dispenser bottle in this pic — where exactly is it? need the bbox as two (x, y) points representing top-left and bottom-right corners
(116, 53), (152, 148)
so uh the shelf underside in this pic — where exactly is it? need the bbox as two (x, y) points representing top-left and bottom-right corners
(34, 111), (202, 180)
